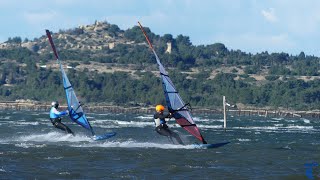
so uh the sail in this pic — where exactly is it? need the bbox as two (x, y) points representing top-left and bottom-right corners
(46, 30), (95, 136)
(138, 22), (206, 143)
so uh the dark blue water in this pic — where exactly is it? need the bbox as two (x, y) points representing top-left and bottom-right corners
(0, 110), (319, 179)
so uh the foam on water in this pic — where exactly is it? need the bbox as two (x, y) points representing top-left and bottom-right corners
(73, 140), (197, 149)
(193, 117), (219, 122)
(2, 132), (93, 143)
(91, 113), (112, 116)
(136, 115), (153, 119)
(90, 119), (118, 123)
(302, 118), (310, 124)
(0, 116), (10, 120)
(238, 139), (251, 142)
(113, 120), (154, 127)
(59, 172), (71, 175)
(0, 167), (6, 172)
(45, 156), (63, 160)
(15, 143), (47, 148)
(272, 117), (284, 121)
(13, 122), (40, 126)
(197, 124), (223, 129)
(286, 125), (313, 129)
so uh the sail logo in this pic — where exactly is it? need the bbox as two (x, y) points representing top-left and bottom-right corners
(304, 162), (319, 179)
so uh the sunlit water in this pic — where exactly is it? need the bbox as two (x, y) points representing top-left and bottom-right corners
(0, 110), (319, 179)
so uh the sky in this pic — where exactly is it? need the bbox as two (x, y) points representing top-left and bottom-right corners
(1, 0), (320, 56)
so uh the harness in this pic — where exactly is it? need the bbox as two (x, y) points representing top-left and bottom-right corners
(50, 117), (62, 126)
(156, 123), (168, 129)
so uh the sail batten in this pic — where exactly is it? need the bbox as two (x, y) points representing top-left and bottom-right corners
(138, 22), (206, 143)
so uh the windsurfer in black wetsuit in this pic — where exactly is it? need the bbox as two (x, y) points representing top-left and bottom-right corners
(153, 104), (184, 145)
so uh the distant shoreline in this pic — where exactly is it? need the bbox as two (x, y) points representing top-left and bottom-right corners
(0, 101), (319, 119)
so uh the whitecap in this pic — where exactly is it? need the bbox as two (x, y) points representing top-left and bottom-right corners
(12, 132), (92, 143)
(15, 143), (47, 148)
(197, 125), (223, 129)
(73, 140), (196, 149)
(59, 172), (70, 175)
(45, 156), (63, 160)
(302, 119), (310, 124)
(136, 115), (153, 119)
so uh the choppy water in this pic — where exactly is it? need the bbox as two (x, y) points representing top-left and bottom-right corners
(0, 110), (319, 179)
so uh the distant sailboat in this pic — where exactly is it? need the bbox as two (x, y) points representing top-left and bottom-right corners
(138, 22), (229, 148)
(46, 30), (116, 140)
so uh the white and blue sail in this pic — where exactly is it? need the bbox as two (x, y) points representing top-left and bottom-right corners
(46, 30), (116, 140)
(59, 60), (94, 135)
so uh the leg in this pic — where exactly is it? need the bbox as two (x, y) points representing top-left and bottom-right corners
(54, 122), (74, 135)
(168, 130), (184, 145)
(155, 126), (171, 137)
(156, 126), (184, 145)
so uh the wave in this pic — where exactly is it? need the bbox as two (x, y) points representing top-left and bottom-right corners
(232, 125), (315, 132)
(302, 119), (310, 124)
(0, 116), (10, 120)
(0, 168), (6, 172)
(1, 132), (92, 143)
(91, 120), (154, 128)
(2, 132), (209, 149)
(197, 124), (223, 129)
(15, 143), (47, 148)
(136, 115), (153, 119)
(72, 140), (200, 149)
(115, 120), (153, 126)
(193, 117), (218, 122)
(90, 119), (118, 123)
(271, 118), (284, 121)
(13, 122), (40, 126)
(286, 125), (313, 129)
(45, 156), (63, 160)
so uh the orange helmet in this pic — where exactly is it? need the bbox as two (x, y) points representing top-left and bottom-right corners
(155, 104), (165, 112)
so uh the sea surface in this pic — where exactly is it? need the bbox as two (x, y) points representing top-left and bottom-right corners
(0, 110), (319, 179)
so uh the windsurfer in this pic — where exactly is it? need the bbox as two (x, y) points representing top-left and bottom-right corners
(154, 104), (184, 145)
(49, 101), (74, 135)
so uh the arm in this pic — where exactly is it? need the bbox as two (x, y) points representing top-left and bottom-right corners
(52, 108), (68, 117)
(155, 112), (171, 119)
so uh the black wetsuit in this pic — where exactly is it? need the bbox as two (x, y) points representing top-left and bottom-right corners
(50, 117), (74, 135)
(154, 112), (184, 145)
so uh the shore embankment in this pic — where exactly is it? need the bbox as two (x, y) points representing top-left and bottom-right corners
(0, 101), (319, 119)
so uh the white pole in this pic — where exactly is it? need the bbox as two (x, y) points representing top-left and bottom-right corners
(223, 96), (226, 131)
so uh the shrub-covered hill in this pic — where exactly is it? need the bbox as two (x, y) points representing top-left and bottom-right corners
(0, 21), (320, 110)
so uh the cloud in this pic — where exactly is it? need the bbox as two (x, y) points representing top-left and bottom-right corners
(23, 11), (59, 25)
(261, 8), (278, 23)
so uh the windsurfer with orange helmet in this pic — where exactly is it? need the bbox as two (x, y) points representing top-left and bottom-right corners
(153, 104), (184, 145)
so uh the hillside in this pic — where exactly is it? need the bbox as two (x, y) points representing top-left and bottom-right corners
(0, 20), (319, 110)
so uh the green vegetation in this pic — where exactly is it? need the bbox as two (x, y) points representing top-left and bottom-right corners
(0, 22), (320, 110)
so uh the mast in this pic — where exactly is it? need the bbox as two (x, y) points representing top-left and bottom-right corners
(223, 96), (227, 131)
